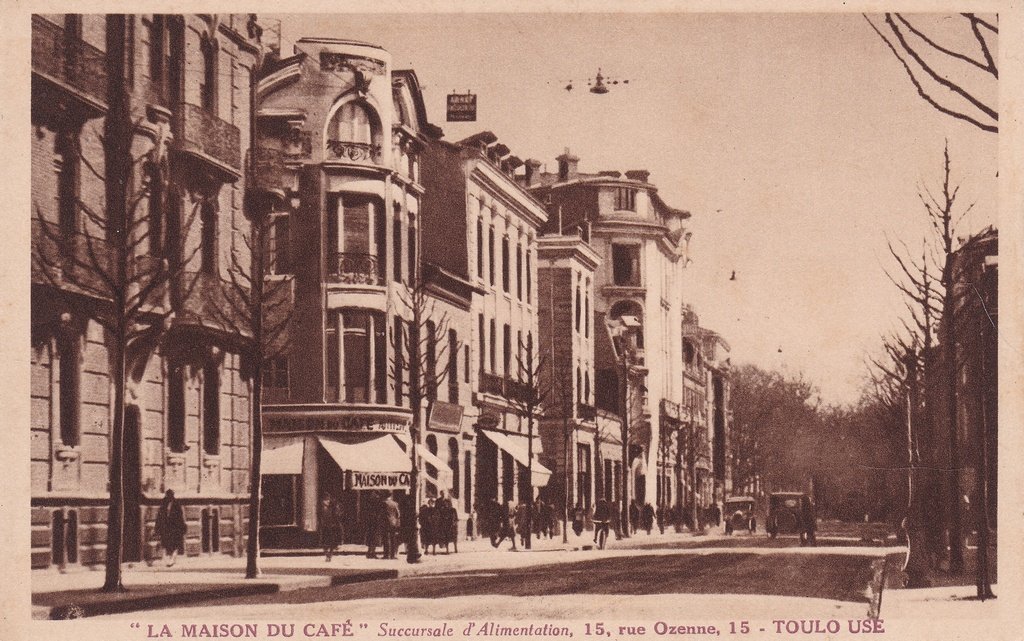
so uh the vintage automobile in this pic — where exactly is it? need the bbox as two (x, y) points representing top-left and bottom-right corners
(767, 491), (816, 545)
(723, 496), (757, 535)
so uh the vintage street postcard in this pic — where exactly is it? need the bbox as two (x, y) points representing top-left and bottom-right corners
(2, 2), (1022, 641)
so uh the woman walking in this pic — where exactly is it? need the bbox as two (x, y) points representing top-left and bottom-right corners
(155, 490), (186, 567)
(318, 494), (342, 562)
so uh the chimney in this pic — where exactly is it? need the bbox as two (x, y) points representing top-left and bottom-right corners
(625, 169), (650, 183)
(556, 148), (579, 182)
(524, 159), (542, 187)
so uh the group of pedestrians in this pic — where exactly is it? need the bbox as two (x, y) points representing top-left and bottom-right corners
(483, 498), (557, 550)
(419, 493), (459, 554)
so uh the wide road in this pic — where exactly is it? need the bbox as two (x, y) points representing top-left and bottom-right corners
(103, 531), (902, 621)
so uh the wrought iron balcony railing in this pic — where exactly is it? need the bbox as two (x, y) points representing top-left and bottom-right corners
(326, 140), (383, 164)
(328, 252), (383, 286)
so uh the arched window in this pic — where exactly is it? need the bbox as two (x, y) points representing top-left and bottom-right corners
(448, 438), (460, 499)
(332, 102), (372, 144)
(584, 371), (591, 404)
(200, 36), (217, 114)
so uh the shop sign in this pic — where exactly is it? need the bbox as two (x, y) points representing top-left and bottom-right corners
(347, 471), (411, 490)
(428, 401), (464, 434)
(446, 93), (477, 121)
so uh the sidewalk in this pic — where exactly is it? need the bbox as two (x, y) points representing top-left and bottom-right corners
(31, 527), (704, 619)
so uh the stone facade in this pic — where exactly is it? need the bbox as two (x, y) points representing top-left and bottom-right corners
(30, 14), (262, 569)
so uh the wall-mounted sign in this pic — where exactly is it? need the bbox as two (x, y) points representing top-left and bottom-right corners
(347, 471), (411, 490)
(447, 93), (477, 122)
(429, 401), (464, 434)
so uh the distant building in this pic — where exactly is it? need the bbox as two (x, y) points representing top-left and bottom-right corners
(523, 153), (691, 508)
(421, 131), (549, 534)
(31, 14), (263, 568)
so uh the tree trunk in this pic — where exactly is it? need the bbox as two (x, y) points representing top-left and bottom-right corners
(942, 281), (964, 573)
(103, 329), (127, 592)
(245, 369), (263, 578)
(619, 361), (631, 538)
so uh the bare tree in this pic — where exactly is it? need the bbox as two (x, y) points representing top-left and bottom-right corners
(864, 13), (997, 133)
(208, 191), (293, 579)
(31, 16), (200, 592)
(390, 275), (455, 563)
(876, 142), (980, 580)
(506, 334), (549, 550)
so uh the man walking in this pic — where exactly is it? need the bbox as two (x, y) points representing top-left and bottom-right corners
(383, 493), (401, 559)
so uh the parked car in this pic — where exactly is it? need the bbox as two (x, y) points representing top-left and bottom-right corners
(723, 496), (757, 535)
(767, 492), (816, 545)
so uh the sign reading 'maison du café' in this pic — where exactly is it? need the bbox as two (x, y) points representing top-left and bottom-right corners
(347, 471), (412, 490)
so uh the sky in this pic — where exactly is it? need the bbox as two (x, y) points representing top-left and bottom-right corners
(269, 12), (998, 406)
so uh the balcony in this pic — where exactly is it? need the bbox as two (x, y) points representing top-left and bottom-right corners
(479, 371), (534, 405)
(168, 271), (250, 345)
(577, 403), (597, 421)
(31, 16), (107, 119)
(327, 253), (383, 286)
(249, 146), (286, 195)
(326, 140), (383, 165)
(173, 102), (242, 180)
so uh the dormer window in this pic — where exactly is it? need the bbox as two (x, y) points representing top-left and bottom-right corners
(615, 187), (636, 211)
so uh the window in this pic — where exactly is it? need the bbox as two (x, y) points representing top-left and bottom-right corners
(611, 244), (641, 286)
(476, 218), (484, 280)
(340, 311), (386, 403)
(394, 316), (405, 405)
(464, 345), (470, 383)
(516, 243), (523, 300)
(448, 438), (460, 499)
(263, 355), (289, 389)
(525, 250), (532, 303)
(615, 187), (637, 211)
(503, 324), (511, 378)
(392, 204), (403, 283)
(331, 102), (372, 144)
(516, 330), (523, 379)
(426, 320), (438, 402)
(577, 443), (592, 509)
(148, 15), (183, 105)
(501, 235), (510, 293)
(167, 364), (186, 453)
(200, 37), (217, 114)
(477, 314), (486, 374)
(148, 15), (165, 85)
(575, 283), (582, 333)
(200, 199), (217, 274)
(269, 212), (291, 275)
(147, 163), (164, 254)
(489, 319), (496, 373)
(584, 371), (591, 404)
(56, 130), (80, 239)
(326, 313), (339, 401)
(488, 226), (496, 286)
(57, 329), (80, 447)
(448, 329), (459, 403)
(584, 287), (590, 338)
(261, 476), (298, 526)
(203, 361), (220, 456)
(408, 213), (417, 284)
(576, 367), (582, 404)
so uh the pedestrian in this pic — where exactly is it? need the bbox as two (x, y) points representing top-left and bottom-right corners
(437, 494), (458, 553)
(383, 492), (401, 559)
(514, 502), (530, 547)
(656, 504), (665, 534)
(572, 503), (585, 537)
(318, 494), (343, 562)
(155, 489), (186, 567)
(364, 492), (382, 559)
(711, 502), (722, 528)
(419, 498), (437, 554)
(491, 500), (517, 550)
(642, 502), (655, 535)
(541, 499), (554, 538)
(629, 499), (641, 535)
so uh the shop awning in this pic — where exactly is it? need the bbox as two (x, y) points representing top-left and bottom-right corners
(261, 440), (304, 475)
(479, 429), (552, 486)
(317, 435), (410, 474)
(391, 434), (455, 490)
(417, 444), (455, 489)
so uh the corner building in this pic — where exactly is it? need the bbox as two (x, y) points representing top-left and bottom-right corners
(254, 39), (439, 546)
